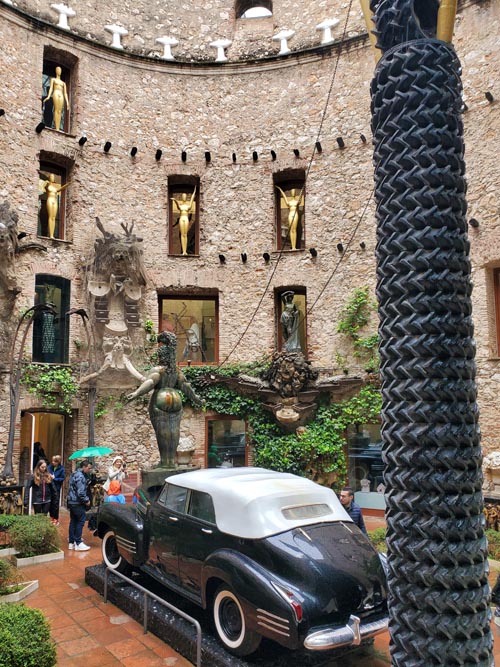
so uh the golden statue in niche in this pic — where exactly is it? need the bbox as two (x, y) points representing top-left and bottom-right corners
(43, 66), (69, 131)
(171, 187), (197, 256)
(276, 185), (304, 251)
(40, 173), (70, 239)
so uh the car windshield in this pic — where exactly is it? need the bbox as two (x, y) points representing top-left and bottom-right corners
(282, 503), (332, 520)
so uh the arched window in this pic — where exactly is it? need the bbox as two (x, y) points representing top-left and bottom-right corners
(235, 0), (272, 18)
(32, 275), (71, 364)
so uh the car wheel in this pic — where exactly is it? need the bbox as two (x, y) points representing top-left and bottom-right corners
(102, 529), (131, 575)
(213, 585), (261, 656)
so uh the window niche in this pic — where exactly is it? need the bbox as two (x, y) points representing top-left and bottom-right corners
(168, 176), (200, 256)
(159, 294), (218, 364)
(42, 53), (75, 133)
(274, 171), (305, 251)
(275, 287), (307, 354)
(38, 159), (71, 241)
(236, 0), (273, 18)
(32, 274), (71, 364)
(207, 417), (247, 468)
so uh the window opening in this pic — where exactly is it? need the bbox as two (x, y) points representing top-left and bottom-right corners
(32, 275), (71, 364)
(188, 491), (216, 523)
(168, 179), (200, 256)
(160, 295), (217, 364)
(274, 173), (305, 251)
(38, 162), (69, 240)
(162, 484), (188, 513)
(207, 418), (246, 468)
(346, 424), (384, 494)
(276, 288), (307, 354)
(236, 0), (273, 18)
(42, 60), (70, 133)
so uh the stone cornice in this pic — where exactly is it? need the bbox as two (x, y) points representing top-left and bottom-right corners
(1, 2), (368, 75)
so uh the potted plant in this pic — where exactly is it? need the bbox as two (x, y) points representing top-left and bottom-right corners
(8, 515), (63, 568)
(0, 559), (38, 603)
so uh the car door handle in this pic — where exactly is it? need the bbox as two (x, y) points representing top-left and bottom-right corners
(201, 528), (213, 534)
(168, 516), (179, 522)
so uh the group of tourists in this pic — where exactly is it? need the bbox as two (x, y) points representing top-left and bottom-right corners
(24, 443), (65, 526)
(24, 446), (128, 551)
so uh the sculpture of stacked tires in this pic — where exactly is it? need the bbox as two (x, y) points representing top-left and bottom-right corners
(370, 3), (493, 663)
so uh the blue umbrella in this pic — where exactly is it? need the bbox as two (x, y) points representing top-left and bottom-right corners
(68, 446), (113, 460)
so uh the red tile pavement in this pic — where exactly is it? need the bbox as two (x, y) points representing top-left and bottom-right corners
(12, 510), (500, 667)
(20, 508), (193, 667)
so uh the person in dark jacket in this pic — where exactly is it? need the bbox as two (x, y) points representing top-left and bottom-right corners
(339, 486), (367, 534)
(67, 460), (92, 551)
(32, 441), (48, 469)
(24, 459), (54, 515)
(48, 454), (65, 526)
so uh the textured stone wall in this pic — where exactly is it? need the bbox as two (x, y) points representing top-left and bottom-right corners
(0, 0), (499, 474)
(10, 0), (366, 60)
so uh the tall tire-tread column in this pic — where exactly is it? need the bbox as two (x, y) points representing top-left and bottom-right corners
(371, 36), (493, 667)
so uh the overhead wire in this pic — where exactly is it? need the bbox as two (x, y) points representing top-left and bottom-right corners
(215, 0), (368, 368)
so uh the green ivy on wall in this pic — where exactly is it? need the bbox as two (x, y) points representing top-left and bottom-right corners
(336, 286), (380, 373)
(183, 364), (381, 488)
(21, 364), (79, 416)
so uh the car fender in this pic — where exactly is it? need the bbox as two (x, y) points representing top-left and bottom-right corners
(202, 548), (300, 648)
(96, 503), (146, 567)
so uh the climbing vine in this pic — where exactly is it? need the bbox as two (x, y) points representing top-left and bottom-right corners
(183, 364), (381, 489)
(21, 364), (80, 416)
(336, 286), (379, 372)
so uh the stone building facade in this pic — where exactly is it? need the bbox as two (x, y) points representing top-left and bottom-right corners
(0, 0), (499, 498)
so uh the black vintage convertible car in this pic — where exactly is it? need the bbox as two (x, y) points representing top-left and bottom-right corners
(96, 467), (388, 656)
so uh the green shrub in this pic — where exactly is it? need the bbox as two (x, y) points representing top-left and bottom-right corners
(486, 529), (500, 561)
(0, 559), (22, 595)
(369, 527), (387, 553)
(8, 515), (61, 558)
(0, 603), (56, 667)
(0, 515), (19, 532)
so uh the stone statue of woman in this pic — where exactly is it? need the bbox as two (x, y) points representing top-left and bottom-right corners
(281, 291), (301, 352)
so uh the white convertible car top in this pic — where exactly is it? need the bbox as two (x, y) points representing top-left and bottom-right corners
(166, 467), (353, 539)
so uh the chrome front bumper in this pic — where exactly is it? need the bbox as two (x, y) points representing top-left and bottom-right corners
(303, 614), (389, 651)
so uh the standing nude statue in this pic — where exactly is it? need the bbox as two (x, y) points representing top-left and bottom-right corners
(171, 188), (197, 255)
(43, 66), (69, 131)
(41, 174), (69, 239)
(276, 186), (304, 251)
(126, 331), (203, 467)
